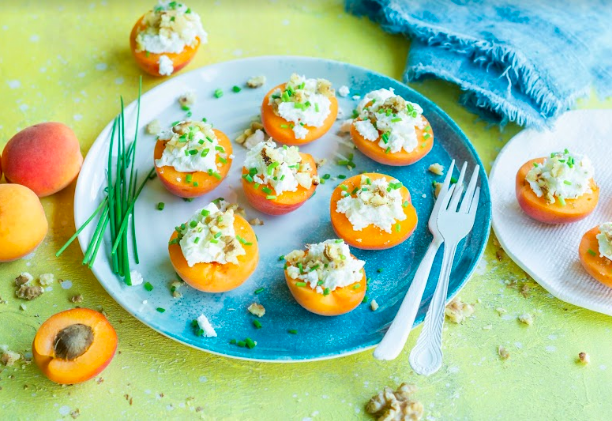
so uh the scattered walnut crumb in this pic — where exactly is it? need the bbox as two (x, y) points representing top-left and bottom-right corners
(178, 91), (196, 107)
(19, 304), (27, 311)
(96, 377), (104, 384)
(224, 202), (247, 218)
(15, 273), (33, 286)
(146, 119), (162, 135)
(247, 303), (265, 317)
(433, 181), (442, 198)
(520, 284), (531, 298)
(498, 346), (510, 360)
(1, 348), (21, 366)
(339, 118), (353, 134)
(495, 249), (504, 261)
(366, 383), (423, 421)
(249, 218), (264, 226)
(315, 157), (327, 168)
(246, 75), (266, 88)
(495, 307), (507, 316)
(444, 297), (474, 324)
(70, 409), (81, 419)
(38, 273), (54, 286)
(518, 313), (534, 326)
(235, 121), (268, 149)
(428, 163), (444, 176)
(578, 352), (590, 364)
(170, 281), (183, 299)
(16, 284), (44, 300)
(370, 299), (379, 311)
(195, 406), (204, 412)
(71, 294), (84, 303)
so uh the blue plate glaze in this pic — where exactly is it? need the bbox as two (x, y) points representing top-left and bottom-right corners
(75, 56), (491, 362)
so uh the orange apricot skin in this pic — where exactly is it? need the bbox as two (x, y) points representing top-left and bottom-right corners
(0, 184), (48, 262)
(241, 152), (317, 215)
(261, 83), (339, 146)
(2, 122), (83, 197)
(516, 158), (599, 224)
(129, 15), (201, 77)
(168, 214), (259, 292)
(350, 116), (433, 166)
(32, 308), (117, 385)
(285, 268), (366, 316)
(154, 129), (232, 198)
(330, 173), (418, 250)
(579, 227), (612, 288)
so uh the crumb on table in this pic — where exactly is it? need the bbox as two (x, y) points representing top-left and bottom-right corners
(246, 75), (266, 88)
(428, 163), (444, 176)
(498, 345), (510, 360)
(518, 313), (534, 326)
(445, 297), (474, 324)
(146, 119), (162, 135)
(247, 303), (265, 317)
(366, 383), (424, 421)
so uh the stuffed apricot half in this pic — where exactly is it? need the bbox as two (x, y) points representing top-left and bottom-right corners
(516, 150), (598, 224)
(350, 88), (433, 166)
(154, 121), (232, 198)
(130, 2), (207, 77)
(241, 140), (318, 215)
(261, 74), (338, 145)
(284, 239), (366, 316)
(168, 201), (259, 292)
(579, 224), (612, 288)
(330, 173), (417, 250)
(32, 308), (117, 385)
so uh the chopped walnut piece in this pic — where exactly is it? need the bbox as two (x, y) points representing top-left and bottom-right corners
(518, 313), (534, 326)
(249, 218), (264, 226)
(235, 121), (269, 148)
(71, 294), (84, 303)
(444, 297), (474, 324)
(16, 284), (44, 300)
(495, 307), (507, 316)
(428, 163), (444, 176)
(39, 273), (55, 286)
(316, 79), (335, 97)
(578, 352), (590, 364)
(498, 346), (510, 360)
(370, 300), (379, 311)
(247, 303), (265, 317)
(178, 91), (196, 107)
(315, 157), (327, 168)
(146, 119), (162, 135)
(366, 383), (423, 421)
(433, 181), (442, 198)
(170, 281), (183, 299)
(1, 349), (21, 366)
(339, 118), (353, 134)
(246, 75), (266, 88)
(70, 409), (81, 419)
(15, 273), (33, 286)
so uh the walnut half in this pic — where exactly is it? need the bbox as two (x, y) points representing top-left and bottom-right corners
(366, 383), (424, 421)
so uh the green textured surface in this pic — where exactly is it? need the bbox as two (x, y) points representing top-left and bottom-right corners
(1, 1), (612, 419)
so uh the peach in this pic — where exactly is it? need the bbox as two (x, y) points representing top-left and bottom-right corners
(2, 122), (83, 197)
(33, 308), (118, 385)
(0, 184), (48, 262)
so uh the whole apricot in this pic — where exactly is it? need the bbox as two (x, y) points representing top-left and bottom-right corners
(2, 122), (83, 197)
(0, 184), (48, 262)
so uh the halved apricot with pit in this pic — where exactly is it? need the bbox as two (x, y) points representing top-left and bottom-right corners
(32, 308), (117, 385)
(516, 158), (599, 224)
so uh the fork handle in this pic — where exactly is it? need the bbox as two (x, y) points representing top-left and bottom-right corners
(373, 239), (442, 361)
(409, 240), (458, 376)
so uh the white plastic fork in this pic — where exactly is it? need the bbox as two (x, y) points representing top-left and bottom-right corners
(373, 160), (459, 361)
(409, 163), (480, 376)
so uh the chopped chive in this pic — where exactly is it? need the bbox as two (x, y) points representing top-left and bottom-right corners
(237, 340), (246, 347)
(322, 174), (331, 180)
(402, 200), (409, 208)
(254, 287), (265, 294)
(385, 147), (391, 154)
(280, 124), (289, 129)
(215, 145), (225, 152)
(183, 198), (194, 202)
(315, 103), (320, 112)
(193, 182), (199, 187)
(288, 329), (298, 334)
(243, 174), (254, 183)
(214, 232), (222, 239)
(254, 183), (260, 189)
(156, 307), (166, 313)
(211, 172), (221, 180)
(323, 288), (330, 296)
(340, 184), (348, 191)
(219, 156), (227, 164)
(201, 209), (210, 216)
(351, 187), (359, 195)
(213, 89), (223, 98)
(201, 148), (210, 157)
(144, 282), (154, 291)
(564, 180), (572, 185)
(588, 249), (597, 256)
(202, 117), (207, 122)
(245, 338), (256, 349)
(395, 223), (401, 232)
(229, 339), (237, 344)
(338, 174), (346, 179)
(262, 187), (273, 194)
(157, 202), (165, 210)
(189, 149), (198, 155)
(296, 281), (307, 287)
(253, 320), (262, 329)
(232, 85), (241, 93)
(558, 196), (566, 206)
(168, 238), (180, 245)
(266, 195), (277, 200)
(236, 235), (253, 246)
(194, 237), (200, 244)
(278, 255), (285, 261)
(377, 268), (383, 273)
(190, 220), (198, 228)
(210, 239), (219, 244)
(186, 174), (193, 183)
(362, 296), (368, 304)
(391, 117), (402, 122)
(450, 177), (458, 184)
(172, 120), (180, 126)
(352, 283), (361, 290)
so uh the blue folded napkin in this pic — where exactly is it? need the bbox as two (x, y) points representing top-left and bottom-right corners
(346, 0), (612, 128)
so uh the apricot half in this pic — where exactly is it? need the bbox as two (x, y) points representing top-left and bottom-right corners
(2, 122), (83, 197)
(261, 83), (338, 146)
(154, 129), (232, 198)
(33, 308), (117, 385)
(285, 264), (366, 316)
(516, 158), (599, 224)
(168, 214), (259, 292)
(579, 227), (612, 288)
(0, 184), (48, 262)
(129, 15), (201, 77)
(350, 116), (433, 166)
(241, 152), (317, 215)
(330, 173), (417, 250)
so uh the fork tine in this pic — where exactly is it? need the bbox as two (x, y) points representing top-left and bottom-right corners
(439, 183), (456, 210)
(455, 161), (468, 188)
(448, 182), (464, 211)
(460, 165), (480, 213)
(468, 187), (480, 216)
(437, 159), (455, 199)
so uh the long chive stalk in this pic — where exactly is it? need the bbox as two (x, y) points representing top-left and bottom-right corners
(57, 77), (152, 285)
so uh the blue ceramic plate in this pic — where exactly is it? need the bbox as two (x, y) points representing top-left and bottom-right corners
(75, 56), (491, 362)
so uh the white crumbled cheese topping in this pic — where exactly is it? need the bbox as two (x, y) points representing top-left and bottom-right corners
(158, 55), (174, 76)
(285, 239), (364, 293)
(597, 222), (612, 261)
(196, 314), (217, 337)
(243, 140), (317, 195)
(354, 88), (426, 153)
(336, 175), (407, 233)
(38, 273), (54, 286)
(178, 203), (246, 267)
(155, 120), (227, 173)
(136, 1), (207, 54)
(130, 270), (144, 286)
(338, 85), (350, 97)
(525, 150), (594, 204)
(268, 73), (335, 139)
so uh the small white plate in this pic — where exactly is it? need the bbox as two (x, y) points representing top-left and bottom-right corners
(491, 109), (612, 316)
